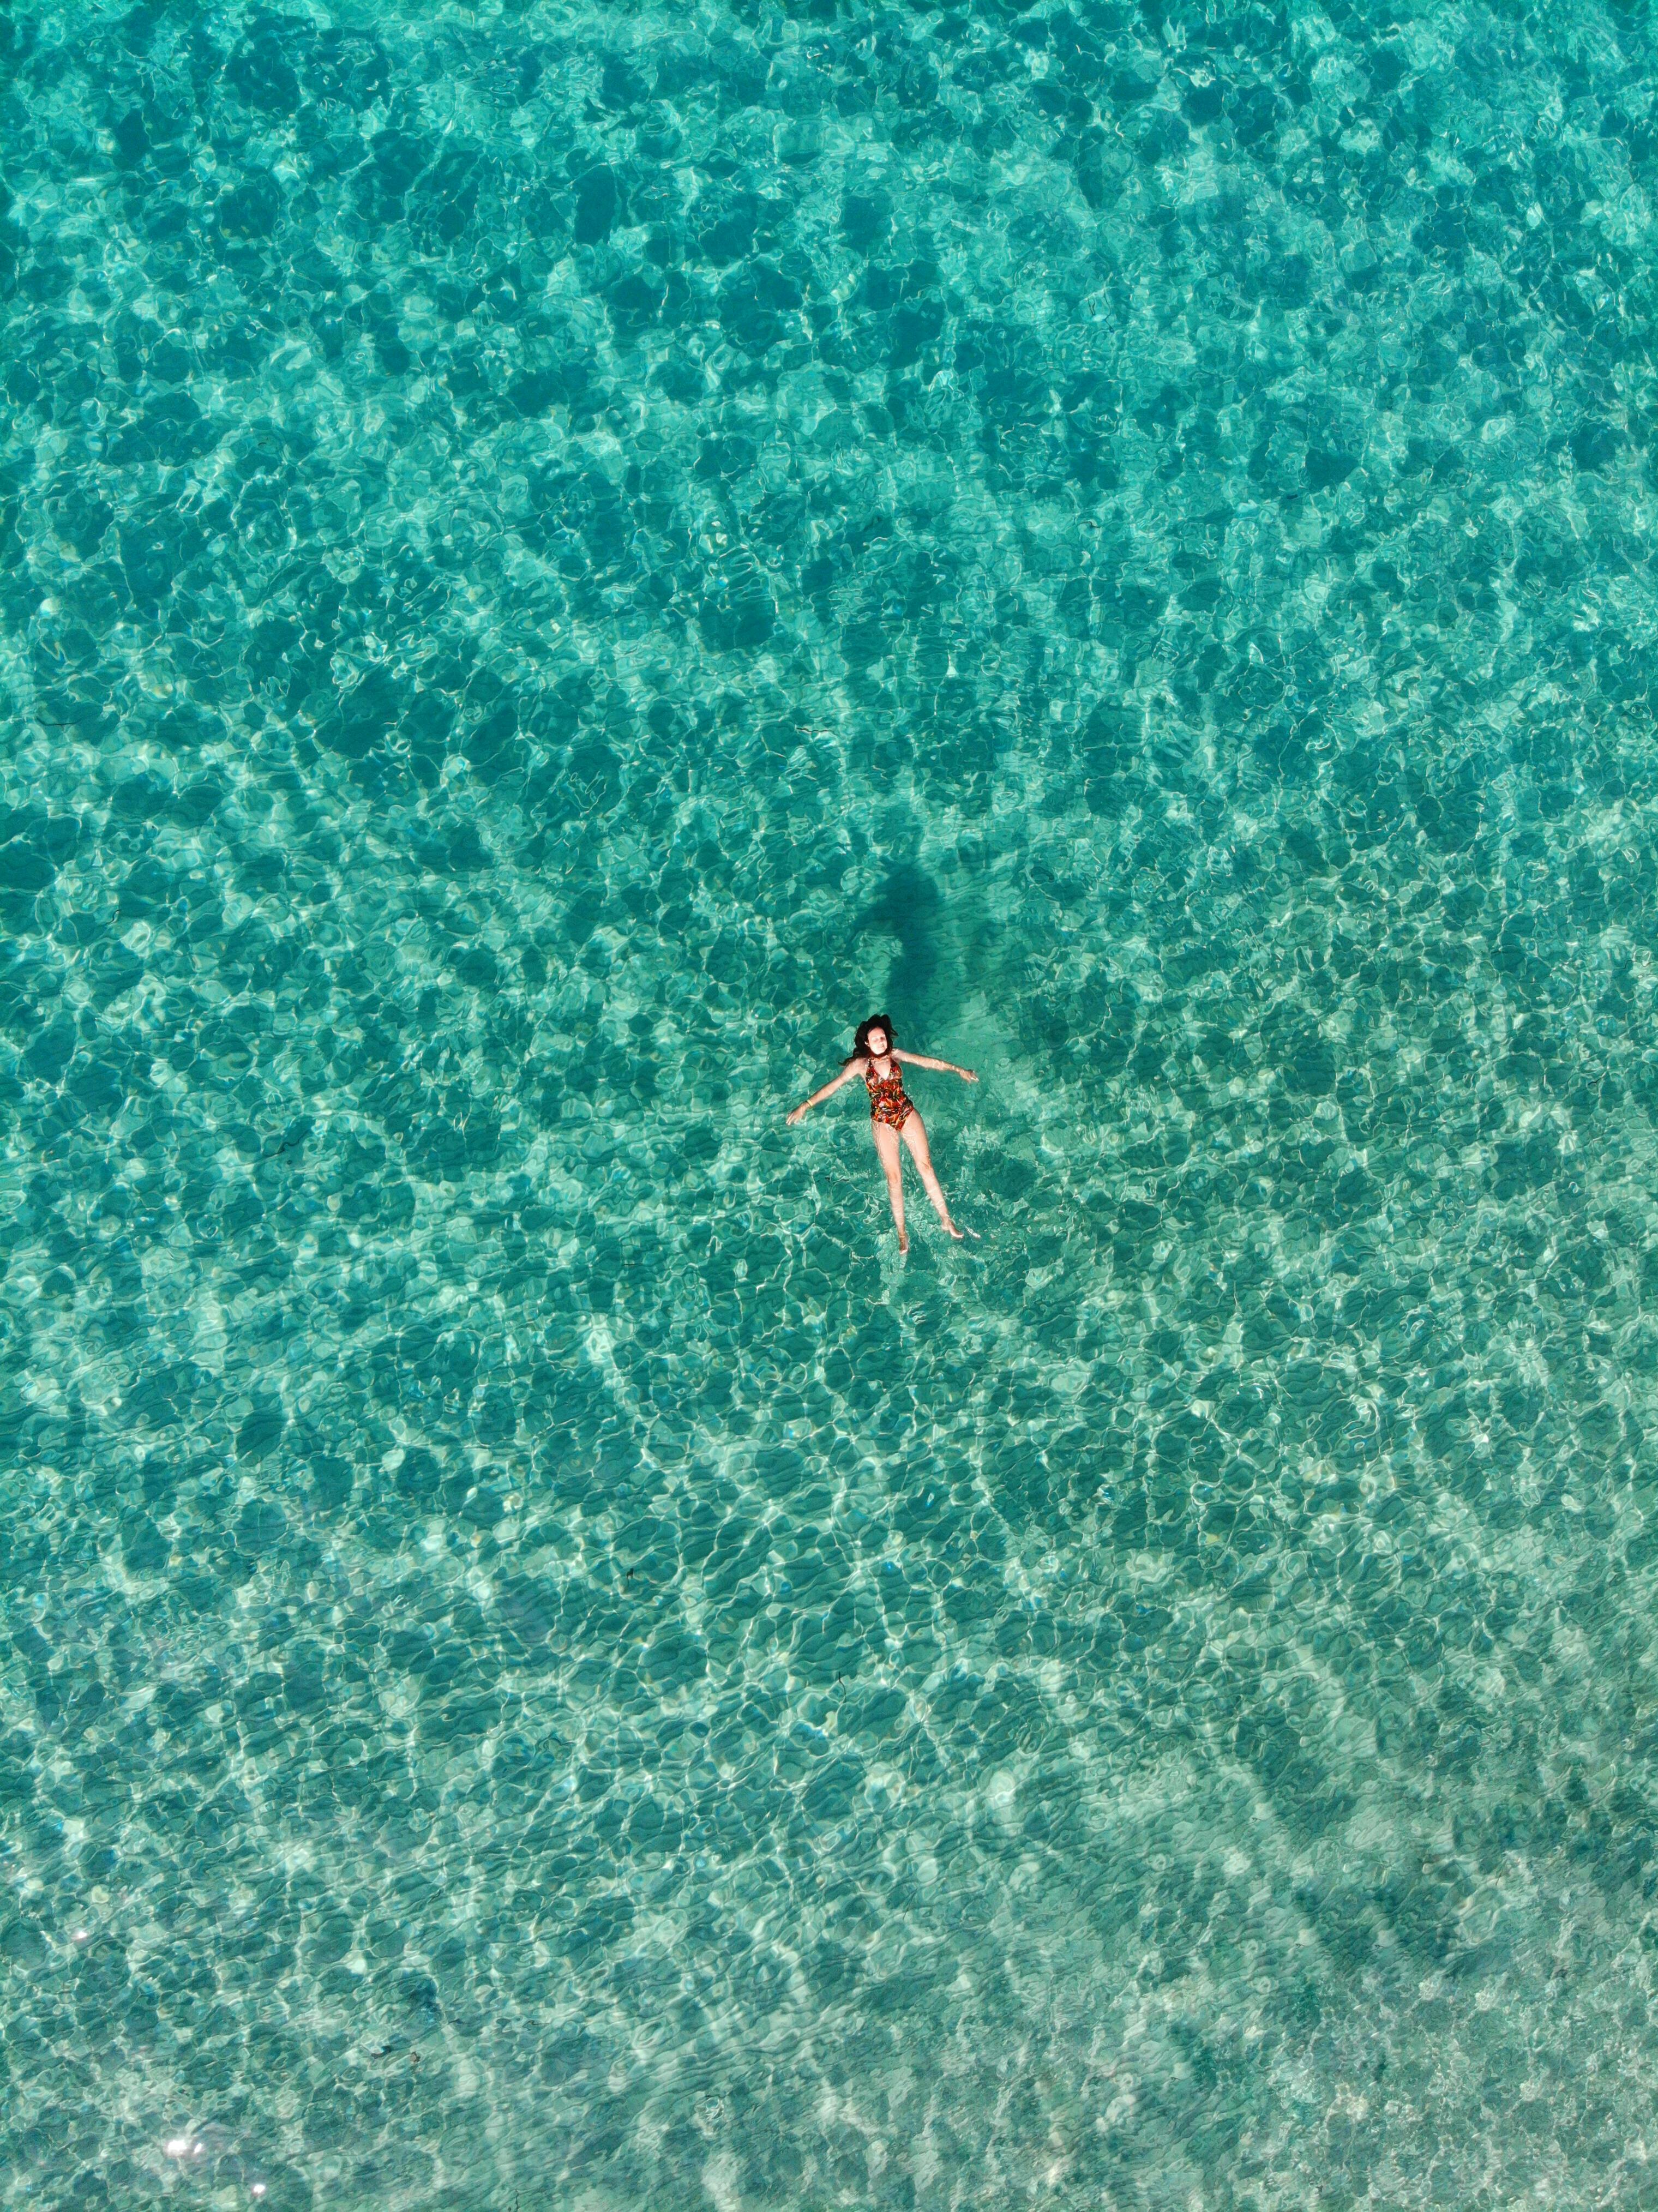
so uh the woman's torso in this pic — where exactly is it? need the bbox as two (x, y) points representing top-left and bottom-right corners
(864, 1055), (910, 1116)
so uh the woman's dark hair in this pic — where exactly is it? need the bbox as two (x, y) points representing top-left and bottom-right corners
(846, 1013), (896, 1065)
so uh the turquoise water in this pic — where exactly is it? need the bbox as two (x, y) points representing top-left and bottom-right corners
(6, 0), (1658, 2204)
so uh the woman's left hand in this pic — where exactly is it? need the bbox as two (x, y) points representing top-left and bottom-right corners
(958, 1067), (978, 1082)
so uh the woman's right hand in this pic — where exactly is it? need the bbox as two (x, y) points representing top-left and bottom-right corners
(786, 1105), (807, 1127)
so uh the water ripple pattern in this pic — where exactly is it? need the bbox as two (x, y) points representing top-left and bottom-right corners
(5, 0), (1658, 2205)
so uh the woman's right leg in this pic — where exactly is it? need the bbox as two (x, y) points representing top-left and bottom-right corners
(873, 1121), (908, 1251)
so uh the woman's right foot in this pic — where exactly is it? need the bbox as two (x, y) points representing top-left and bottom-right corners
(897, 1230), (909, 1254)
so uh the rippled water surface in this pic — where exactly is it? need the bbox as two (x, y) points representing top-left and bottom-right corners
(8, 0), (1658, 2204)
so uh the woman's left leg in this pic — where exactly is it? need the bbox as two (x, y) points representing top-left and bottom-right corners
(900, 1112), (962, 1237)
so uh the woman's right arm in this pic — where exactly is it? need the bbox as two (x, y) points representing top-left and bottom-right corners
(787, 1060), (862, 1126)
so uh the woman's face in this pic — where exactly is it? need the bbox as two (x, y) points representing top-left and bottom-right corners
(865, 1026), (889, 1059)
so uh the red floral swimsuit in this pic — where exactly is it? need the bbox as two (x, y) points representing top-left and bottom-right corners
(864, 1055), (914, 1131)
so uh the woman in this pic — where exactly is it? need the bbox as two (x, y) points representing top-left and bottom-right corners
(786, 1014), (977, 1253)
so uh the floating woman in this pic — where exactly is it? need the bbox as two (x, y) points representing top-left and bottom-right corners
(786, 1014), (978, 1254)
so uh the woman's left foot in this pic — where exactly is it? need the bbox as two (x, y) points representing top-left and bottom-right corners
(944, 1221), (964, 1240)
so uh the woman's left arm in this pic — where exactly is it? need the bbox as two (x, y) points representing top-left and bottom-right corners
(895, 1050), (978, 1083)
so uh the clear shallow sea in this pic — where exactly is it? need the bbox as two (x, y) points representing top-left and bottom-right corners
(5, 0), (1658, 2204)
